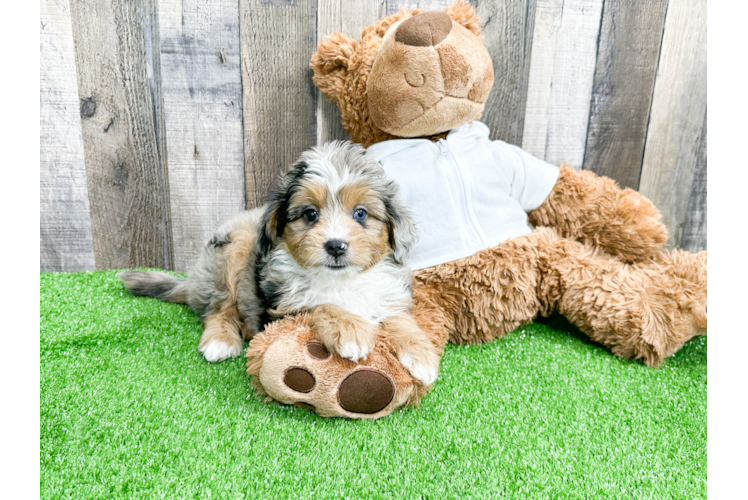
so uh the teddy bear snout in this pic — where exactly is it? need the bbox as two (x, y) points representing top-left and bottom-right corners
(395, 11), (453, 47)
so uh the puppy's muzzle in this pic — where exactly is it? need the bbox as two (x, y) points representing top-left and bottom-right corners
(324, 239), (348, 258)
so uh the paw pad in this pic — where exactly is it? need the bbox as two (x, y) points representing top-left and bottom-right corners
(257, 334), (404, 418)
(337, 369), (395, 414)
(283, 367), (315, 393)
(307, 342), (330, 360)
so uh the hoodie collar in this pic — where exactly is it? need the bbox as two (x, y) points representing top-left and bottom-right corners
(366, 121), (489, 162)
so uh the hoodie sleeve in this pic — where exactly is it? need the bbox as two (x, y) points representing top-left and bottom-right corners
(495, 141), (560, 212)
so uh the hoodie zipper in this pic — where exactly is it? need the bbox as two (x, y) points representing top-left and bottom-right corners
(437, 139), (484, 248)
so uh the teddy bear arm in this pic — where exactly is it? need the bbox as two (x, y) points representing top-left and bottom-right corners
(528, 164), (668, 263)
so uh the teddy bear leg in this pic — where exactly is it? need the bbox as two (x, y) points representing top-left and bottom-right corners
(411, 234), (549, 346)
(246, 315), (424, 419)
(536, 227), (707, 367)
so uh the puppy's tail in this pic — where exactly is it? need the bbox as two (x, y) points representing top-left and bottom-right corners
(119, 271), (189, 304)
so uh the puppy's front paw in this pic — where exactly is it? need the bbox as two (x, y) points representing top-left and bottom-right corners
(399, 349), (440, 386)
(328, 322), (376, 362)
(199, 337), (242, 362)
(310, 305), (376, 363)
(337, 337), (375, 363)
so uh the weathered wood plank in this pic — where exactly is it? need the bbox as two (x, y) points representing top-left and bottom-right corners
(521, 0), (561, 157)
(638, 0), (707, 249)
(239, 0), (317, 209)
(522, 0), (603, 167)
(40, 0), (96, 272)
(582, 0), (668, 190)
(69, 0), (173, 269)
(317, 0), (386, 144)
(474, 0), (537, 145)
(680, 113), (707, 252)
(706, 146), (720, 252)
(159, 0), (246, 272)
(386, 0), (455, 16)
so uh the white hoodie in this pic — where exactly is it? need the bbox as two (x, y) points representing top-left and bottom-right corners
(366, 121), (560, 270)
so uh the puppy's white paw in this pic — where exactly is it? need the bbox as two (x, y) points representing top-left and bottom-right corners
(400, 352), (439, 386)
(400, 353), (414, 367)
(409, 363), (439, 386)
(338, 341), (371, 363)
(200, 339), (241, 363)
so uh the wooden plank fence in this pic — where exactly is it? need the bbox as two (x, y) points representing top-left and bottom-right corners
(40, 0), (96, 271)
(159, 0), (246, 272)
(40, 0), (707, 272)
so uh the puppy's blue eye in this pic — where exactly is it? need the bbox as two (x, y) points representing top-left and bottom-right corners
(353, 208), (367, 221)
(303, 209), (318, 223)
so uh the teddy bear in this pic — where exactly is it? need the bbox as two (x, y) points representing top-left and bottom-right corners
(245, 1), (707, 419)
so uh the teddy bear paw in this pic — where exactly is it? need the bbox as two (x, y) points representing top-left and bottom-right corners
(247, 326), (418, 419)
(281, 343), (397, 415)
(274, 341), (396, 416)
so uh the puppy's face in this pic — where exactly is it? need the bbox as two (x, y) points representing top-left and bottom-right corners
(260, 142), (417, 272)
(282, 176), (392, 271)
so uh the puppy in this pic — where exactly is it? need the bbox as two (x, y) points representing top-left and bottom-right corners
(120, 141), (440, 385)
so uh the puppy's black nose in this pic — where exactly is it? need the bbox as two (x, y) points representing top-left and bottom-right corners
(325, 240), (348, 257)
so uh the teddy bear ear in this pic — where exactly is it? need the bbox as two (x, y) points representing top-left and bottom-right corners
(445, 0), (483, 37)
(311, 32), (357, 103)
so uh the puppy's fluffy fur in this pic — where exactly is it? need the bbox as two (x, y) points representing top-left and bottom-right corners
(121, 142), (440, 384)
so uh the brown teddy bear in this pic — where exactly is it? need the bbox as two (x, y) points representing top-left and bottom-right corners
(245, 1), (707, 419)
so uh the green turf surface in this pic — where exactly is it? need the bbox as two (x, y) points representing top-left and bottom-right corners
(41, 270), (706, 499)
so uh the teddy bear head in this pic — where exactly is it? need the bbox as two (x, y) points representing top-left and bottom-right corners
(311, 1), (494, 147)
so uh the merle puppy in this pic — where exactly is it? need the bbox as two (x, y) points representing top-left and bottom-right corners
(121, 141), (440, 385)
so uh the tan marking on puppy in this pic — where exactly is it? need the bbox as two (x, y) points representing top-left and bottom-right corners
(192, 214), (260, 352)
(310, 303), (377, 362)
(282, 223), (328, 269)
(282, 180), (330, 268)
(346, 217), (391, 270)
(225, 215), (260, 303)
(293, 178), (328, 209)
(338, 183), (392, 269)
(338, 183), (388, 220)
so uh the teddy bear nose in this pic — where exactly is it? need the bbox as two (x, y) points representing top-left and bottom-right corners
(395, 11), (453, 47)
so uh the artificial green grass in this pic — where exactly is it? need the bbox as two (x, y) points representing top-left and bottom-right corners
(41, 270), (706, 499)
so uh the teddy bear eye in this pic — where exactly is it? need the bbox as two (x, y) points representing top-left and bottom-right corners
(303, 209), (319, 223)
(353, 208), (367, 222)
(404, 72), (426, 88)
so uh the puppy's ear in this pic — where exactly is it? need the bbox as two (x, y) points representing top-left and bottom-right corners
(258, 202), (281, 255)
(259, 162), (308, 254)
(311, 32), (356, 103)
(384, 191), (419, 265)
(445, 0), (482, 36)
